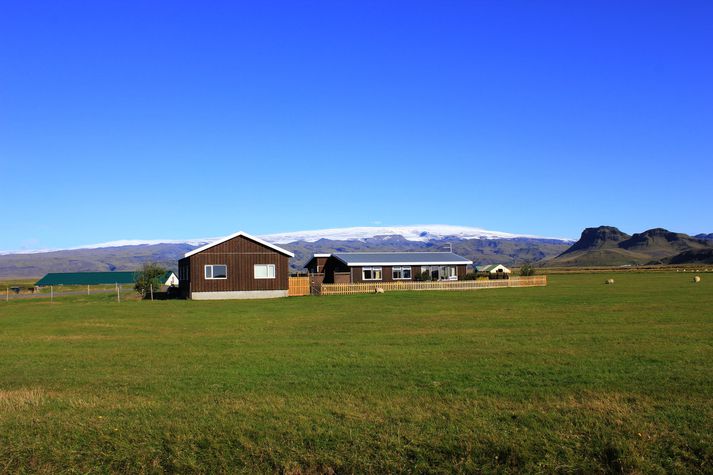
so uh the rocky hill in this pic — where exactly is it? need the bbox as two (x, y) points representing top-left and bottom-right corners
(548, 226), (712, 266)
(659, 249), (713, 265)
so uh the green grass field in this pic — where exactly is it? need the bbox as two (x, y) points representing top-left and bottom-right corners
(1, 273), (711, 473)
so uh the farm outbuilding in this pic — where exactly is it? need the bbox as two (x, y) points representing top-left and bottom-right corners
(178, 231), (294, 300)
(306, 252), (473, 284)
(35, 271), (178, 287)
(475, 264), (511, 279)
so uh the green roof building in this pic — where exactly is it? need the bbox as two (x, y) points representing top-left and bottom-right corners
(35, 271), (177, 287)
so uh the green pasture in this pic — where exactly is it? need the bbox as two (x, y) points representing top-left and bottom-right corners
(0, 273), (711, 473)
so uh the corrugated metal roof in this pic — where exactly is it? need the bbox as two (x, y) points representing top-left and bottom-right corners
(332, 252), (472, 266)
(34, 271), (175, 286)
(35, 272), (137, 286)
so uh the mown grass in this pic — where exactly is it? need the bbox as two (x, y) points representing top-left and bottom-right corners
(0, 273), (711, 473)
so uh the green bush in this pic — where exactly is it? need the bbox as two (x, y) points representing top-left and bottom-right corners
(134, 262), (167, 298)
(413, 271), (432, 281)
(519, 263), (536, 277)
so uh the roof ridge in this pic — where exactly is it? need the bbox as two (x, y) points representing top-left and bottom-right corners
(184, 231), (295, 258)
(333, 251), (457, 254)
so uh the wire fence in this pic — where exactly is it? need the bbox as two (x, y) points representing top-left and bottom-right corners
(2, 284), (135, 302)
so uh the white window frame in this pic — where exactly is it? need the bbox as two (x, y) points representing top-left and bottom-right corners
(254, 264), (276, 279)
(392, 266), (412, 280)
(362, 266), (383, 281)
(205, 264), (227, 280)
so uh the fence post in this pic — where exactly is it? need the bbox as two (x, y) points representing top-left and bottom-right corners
(5, 287), (8, 302)
(117, 284), (120, 303)
(150, 284), (153, 301)
(50, 286), (53, 303)
(87, 285), (90, 296)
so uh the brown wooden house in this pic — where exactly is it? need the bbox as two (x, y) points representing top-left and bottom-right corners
(305, 252), (473, 284)
(178, 231), (294, 300)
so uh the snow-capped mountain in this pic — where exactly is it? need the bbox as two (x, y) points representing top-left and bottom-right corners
(261, 224), (568, 244)
(0, 225), (576, 278)
(0, 225), (569, 256)
(0, 239), (214, 256)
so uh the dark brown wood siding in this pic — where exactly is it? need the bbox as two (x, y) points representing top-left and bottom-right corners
(351, 265), (404, 283)
(305, 256), (330, 274)
(321, 257), (350, 284)
(184, 235), (289, 295)
(178, 257), (191, 298)
(320, 256), (468, 284)
(351, 264), (468, 282)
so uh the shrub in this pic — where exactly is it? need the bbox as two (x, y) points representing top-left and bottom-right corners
(134, 262), (168, 298)
(414, 271), (432, 281)
(519, 263), (536, 277)
(463, 272), (478, 281)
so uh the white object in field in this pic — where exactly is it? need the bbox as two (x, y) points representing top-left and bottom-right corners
(693, 276), (701, 283)
(605, 279), (615, 285)
(375, 287), (385, 294)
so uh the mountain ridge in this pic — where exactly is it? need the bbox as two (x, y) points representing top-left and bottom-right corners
(548, 226), (712, 266)
(0, 224), (571, 256)
(1, 225), (709, 280)
(0, 225), (572, 279)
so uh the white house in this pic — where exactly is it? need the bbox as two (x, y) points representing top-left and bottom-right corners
(475, 264), (511, 279)
(163, 271), (179, 287)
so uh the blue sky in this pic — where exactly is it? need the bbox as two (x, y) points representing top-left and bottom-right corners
(1, 1), (711, 250)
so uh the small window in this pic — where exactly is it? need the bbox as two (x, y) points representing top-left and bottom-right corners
(362, 267), (382, 281)
(392, 266), (412, 280)
(254, 264), (276, 279)
(205, 264), (227, 279)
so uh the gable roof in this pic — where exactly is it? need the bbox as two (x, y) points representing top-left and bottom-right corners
(331, 252), (472, 266)
(304, 254), (332, 269)
(35, 272), (137, 286)
(476, 264), (511, 273)
(183, 231), (294, 258)
(35, 271), (179, 286)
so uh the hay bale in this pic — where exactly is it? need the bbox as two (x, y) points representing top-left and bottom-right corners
(605, 279), (615, 285)
(375, 287), (384, 294)
(693, 276), (701, 283)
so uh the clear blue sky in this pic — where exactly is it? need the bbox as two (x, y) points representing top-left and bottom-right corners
(1, 1), (711, 250)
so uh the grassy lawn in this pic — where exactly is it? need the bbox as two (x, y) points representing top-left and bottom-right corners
(0, 273), (711, 473)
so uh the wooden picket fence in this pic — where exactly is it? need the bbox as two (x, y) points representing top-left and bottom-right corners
(320, 276), (547, 295)
(288, 276), (311, 296)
